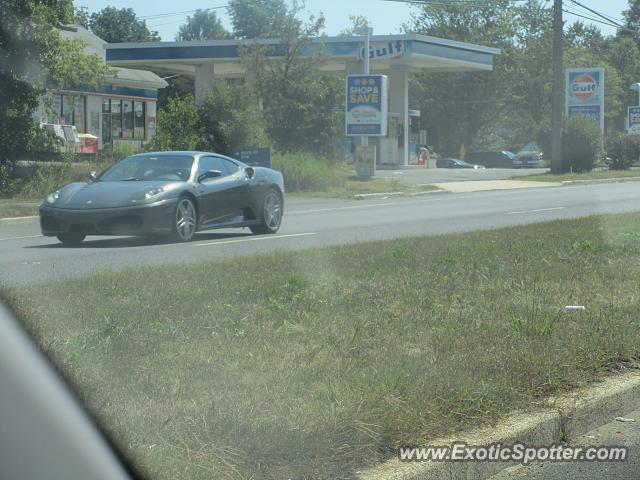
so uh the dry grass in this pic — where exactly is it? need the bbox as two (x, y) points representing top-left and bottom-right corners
(4, 213), (640, 479)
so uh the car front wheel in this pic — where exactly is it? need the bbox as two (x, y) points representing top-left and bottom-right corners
(173, 196), (197, 242)
(57, 234), (86, 246)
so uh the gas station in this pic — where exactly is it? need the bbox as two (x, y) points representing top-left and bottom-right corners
(106, 34), (499, 168)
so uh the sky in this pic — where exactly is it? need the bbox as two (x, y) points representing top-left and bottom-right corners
(75, 0), (630, 41)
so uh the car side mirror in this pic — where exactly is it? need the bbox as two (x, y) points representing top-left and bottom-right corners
(86, 171), (97, 183)
(245, 167), (255, 179)
(197, 170), (222, 183)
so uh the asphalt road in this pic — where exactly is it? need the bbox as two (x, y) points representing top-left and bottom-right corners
(490, 407), (640, 480)
(375, 167), (549, 184)
(2, 181), (640, 286)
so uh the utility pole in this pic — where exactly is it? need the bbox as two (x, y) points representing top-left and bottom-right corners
(551, 0), (564, 174)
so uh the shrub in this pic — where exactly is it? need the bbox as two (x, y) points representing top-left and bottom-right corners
(561, 116), (603, 173)
(148, 88), (266, 155)
(272, 153), (345, 192)
(606, 132), (640, 170)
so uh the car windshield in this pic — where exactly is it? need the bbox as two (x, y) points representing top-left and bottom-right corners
(99, 155), (193, 182)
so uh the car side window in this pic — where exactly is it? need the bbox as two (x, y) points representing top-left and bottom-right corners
(222, 158), (239, 175)
(197, 156), (229, 179)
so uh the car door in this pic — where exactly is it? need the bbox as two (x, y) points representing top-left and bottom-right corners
(195, 156), (236, 227)
(218, 158), (253, 218)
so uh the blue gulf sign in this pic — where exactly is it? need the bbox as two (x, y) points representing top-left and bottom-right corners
(346, 75), (388, 136)
(565, 68), (605, 132)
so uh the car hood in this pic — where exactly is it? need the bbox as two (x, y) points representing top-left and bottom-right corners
(48, 181), (181, 209)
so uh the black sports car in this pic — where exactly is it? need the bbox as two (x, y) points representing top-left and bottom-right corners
(39, 151), (285, 245)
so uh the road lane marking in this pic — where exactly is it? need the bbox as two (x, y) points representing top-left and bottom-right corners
(506, 207), (565, 215)
(196, 232), (317, 247)
(0, 234), (42, 242)
(288, 202), (404, 215)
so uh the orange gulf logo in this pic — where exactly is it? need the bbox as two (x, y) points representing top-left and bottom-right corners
(571, 75), (598, 101)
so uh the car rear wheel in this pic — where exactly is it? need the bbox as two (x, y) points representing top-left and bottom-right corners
(173, 196), (197, 242)
(57, 234), (86, 246)
(250, 189), (282, 235)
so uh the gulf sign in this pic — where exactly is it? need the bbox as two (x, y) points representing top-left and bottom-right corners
(566, 68), (604, 132)
(345, 75), (388, 136)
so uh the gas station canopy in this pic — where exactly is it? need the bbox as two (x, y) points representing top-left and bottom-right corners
(106, 34), (500, 166)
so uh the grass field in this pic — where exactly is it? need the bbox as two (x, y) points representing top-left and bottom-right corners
(0, 199), (39, 218)
(4, 213), (640, 479)
(515, 168), (640, 183)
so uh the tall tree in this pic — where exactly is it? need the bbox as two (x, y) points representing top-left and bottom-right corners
(339, 15), (371, 36)
(228, 0), (288, 38)
(176, 9), (230, 41)
(240, 1), (340, 153)
(89, 7), (160, 43)
(0, 0), (108, 193)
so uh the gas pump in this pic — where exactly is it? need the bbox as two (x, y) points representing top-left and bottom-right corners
(408, 109), (421, 165)
(378, 113), (399, 166)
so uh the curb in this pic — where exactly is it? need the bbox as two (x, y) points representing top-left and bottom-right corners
(561, 176), (640, 186)
(358, 370), (640, 480)
(353, 189), (447, 200)
(0, 215), (38, 226)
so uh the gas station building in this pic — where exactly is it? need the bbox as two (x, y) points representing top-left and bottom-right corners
(106, 34), (499, 167)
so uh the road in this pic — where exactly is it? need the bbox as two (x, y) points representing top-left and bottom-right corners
(490, 407), (640, 480)
(2, 181), (640, 286)
(376, 167), (548, 184)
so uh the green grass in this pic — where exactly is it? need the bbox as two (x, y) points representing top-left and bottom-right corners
(515, 168), (640, 183)
(4, 215), (640, 479)
(0, 199), (39, 218)
(273, 153), (437, 197)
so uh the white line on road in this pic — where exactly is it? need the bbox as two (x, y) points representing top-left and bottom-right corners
(0, 234), (42, 242)
(196, 232), (317, 247)
(288, 202), (404, 215)
(506, 207), (565, 215)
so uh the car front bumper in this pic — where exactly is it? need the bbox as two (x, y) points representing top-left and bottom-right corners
(39, 199), (177, 237)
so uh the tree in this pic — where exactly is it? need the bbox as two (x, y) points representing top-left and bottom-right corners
(623, 0), (640, 43)
(176, 9), (230, 41)
(0, 0), (108, 193)
(228, 0), (288, 38)
(149, 86), (265, 155)
(89, 7), (160, 43)
(240, 2), (341, 154)
(339, 15), (371, 36)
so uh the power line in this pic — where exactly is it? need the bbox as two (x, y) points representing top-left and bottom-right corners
(140, 6), (228, 20)
(563, 7), (622, 29)
(146, 6), (229, 28)
(567, 0), (625, 28)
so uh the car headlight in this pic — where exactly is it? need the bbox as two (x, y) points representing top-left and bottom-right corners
(46, 191), (60, 204)
(144, 188), (164, 199)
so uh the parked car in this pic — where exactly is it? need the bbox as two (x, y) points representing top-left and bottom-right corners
(512, 143), (543, 168)
(436, 158), (486, 169)
(512, 150), (543, 168)
(465, 150), (514, 168)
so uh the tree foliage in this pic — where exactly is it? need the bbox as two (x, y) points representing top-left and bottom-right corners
(239, 2), (341, 154)
(0, 0), (108, 194)
(89, 7), (160, 43)
(149, 87), (265, 155)
(176, 9), (230, 41)
(228, 0), (288, 38)
(562, 116), (603, 172)
(408, 0), (640, 157)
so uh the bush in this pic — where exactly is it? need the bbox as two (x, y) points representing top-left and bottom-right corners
(148, 87), (266, 155)
(606, 132), (640, 170)
(561, 116), (603, 173)
(272, 153), (345, 192)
